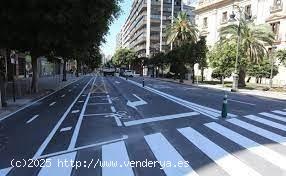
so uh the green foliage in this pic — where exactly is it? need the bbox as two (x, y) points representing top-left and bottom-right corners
(219, 19), (275, 63)
(112, 48), (137, 67)
(208, 42), (236, 79)
(276, 49), (286, 67)
(247, 58), (278, 79)
(166, 12), (198, 47)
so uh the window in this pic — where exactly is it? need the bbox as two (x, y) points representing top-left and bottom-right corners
(222, 11), (228, 23)
(270, 22), (280, 34)
(203, 17), (208, 28)
(245, 5), (252, 18)
(274, 0), (282, 5)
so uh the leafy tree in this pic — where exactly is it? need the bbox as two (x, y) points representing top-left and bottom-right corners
(112, 48), (137, 68)
(208, 42), (236, 83)
(0, 0), (120, 93)
(219, 18), (275, 87)
(247, 58), (278, 84)
(196, 37), (208, 82)
(276, 49), (286, 67)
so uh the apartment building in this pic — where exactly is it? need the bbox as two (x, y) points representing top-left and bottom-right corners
(120, 0), (184, 58)
(195, 0), (286, 85)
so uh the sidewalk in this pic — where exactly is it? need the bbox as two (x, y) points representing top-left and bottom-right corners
(156, 78), (286, 100)
(0, 74), (82, 119)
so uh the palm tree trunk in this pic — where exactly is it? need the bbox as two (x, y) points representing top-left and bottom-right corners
(31, 53), (39, 93)
(238, 68), (246, 88)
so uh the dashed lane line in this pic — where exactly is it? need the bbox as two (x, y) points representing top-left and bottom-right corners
(72, 110), (80, 114)
(49, 102), (56, 107)
(0, 77), (86, 122)
(26, 115), (40, 124)
(60, 127), (73, 132)
(33, 77), (94, 159)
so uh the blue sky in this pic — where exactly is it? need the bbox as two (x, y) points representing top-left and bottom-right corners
(100, 0), (133, 57)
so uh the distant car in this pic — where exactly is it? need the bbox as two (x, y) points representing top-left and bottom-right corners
(102, 67), (115, 76)
(124, 70), (135, 77)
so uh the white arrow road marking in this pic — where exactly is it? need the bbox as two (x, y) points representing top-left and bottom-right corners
(26, 115), (40, 124)
(49, 102), (56, 106)
(0, 167), (12, 176)
(61, 94), (66, 98)
(115, 81), (120, 84)
(127, 94), (147, 110)
(68, 89), (72, 92)
(78, 101), (85, 103)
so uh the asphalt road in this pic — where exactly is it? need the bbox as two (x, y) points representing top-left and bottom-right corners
(0, 74), (286, 176)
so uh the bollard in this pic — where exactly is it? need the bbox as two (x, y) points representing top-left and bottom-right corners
(221, 93), (228, 119)
(142, 78), (145, 87)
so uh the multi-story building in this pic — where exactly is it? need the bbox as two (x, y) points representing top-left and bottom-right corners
(195, 0), (286, 85)
(120, 0), (184, 58)
(116, 31), (122, 50)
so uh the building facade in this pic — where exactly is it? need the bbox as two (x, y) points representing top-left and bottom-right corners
(120, 0), (183, 58)
(195, 0), (286, 86)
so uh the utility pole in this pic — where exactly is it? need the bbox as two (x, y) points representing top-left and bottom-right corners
(270, 46), (277, 88)
(170, 0), (174, 50)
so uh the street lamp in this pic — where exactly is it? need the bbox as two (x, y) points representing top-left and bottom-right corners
(229, 5), (251, 92)
(270, 46), (277, 88)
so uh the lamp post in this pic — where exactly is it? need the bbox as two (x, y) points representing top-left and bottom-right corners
(229, 5), (250, 92)
(270, 46), (277, 88)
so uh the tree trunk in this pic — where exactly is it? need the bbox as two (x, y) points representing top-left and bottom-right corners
(238, 68), (246, 88)
(247, 77), (251, 83)
(201, 68), (204, 82)
(31, 54), (39, 93)
(76, 60), (80, 77)
(62, 60), (67, 82)
(0, 72), (7, 107)
(192, 65), (195, 84)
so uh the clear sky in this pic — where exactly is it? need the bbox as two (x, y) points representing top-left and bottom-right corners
(100, 0), (133, 57)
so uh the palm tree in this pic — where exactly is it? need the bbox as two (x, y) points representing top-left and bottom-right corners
(166, 12), (198, 47)
(219, 19), (275, 87)
(276, 49), (286, 66)
(166, 12), (198, 82)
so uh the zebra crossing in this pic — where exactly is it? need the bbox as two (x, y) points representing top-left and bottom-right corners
(2, 109), (286, 176)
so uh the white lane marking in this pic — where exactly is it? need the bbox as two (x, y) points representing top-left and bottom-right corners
(145, 133), (199, 176)
(121, 77), (237, 119)
(84, 113), (114, 117)
(115, 81), (120, 84)
(272, 110), (286, 116)
(126, 94), (147, 110)
(206, 122), (286, 170)
(82, 94), (87, 97)
(69, 89), (72, 92)
(227, 118), (286, 146)
(102, 141), (134, 176)
(178, 127), (262, 176)
(72, 110), (80, 114)
(124, 112), (199, 127)
(88, 103), (111, 105)
(107, 95), (112, 104)
(33, 78), (93, 159)
(0, 77), (85, 122)
(245, 115), (286, 131)
(26, 115), (40, 124)
(111, 106), (116, 113)
(61, 94), (66, 98)
(38, 152), (77, 176)
(49, 102), (56, 106)
(0, 167), (12, 176)
(228, 99), (256, 106)
(68, 77), (96, 150)
(260, 112), (286, 123)
(114, 116), (123, 126)
(60, 127), (72, 132)
(78, 101), (85, 103)
(36, 136), (128, 160)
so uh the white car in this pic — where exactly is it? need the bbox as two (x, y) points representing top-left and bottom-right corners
(124, 70), (135, 77)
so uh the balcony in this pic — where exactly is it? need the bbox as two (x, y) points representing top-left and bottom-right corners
(270, 3), (283, 13)
(274, 34), (282, 43)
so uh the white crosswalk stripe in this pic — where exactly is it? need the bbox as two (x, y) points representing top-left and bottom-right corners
(38, 152), (77, 176)
(245, 115), (286, 131)
(260, 112), (286, 123)
(102, 141), (134, 176)
(205, 122), (286, 170)
(178, 127), (262, 176)
(272, 110), (286, 116)
(145, 133), (199, 176)
(227, 118), (286, 146)
(0, 167), (12, 176)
